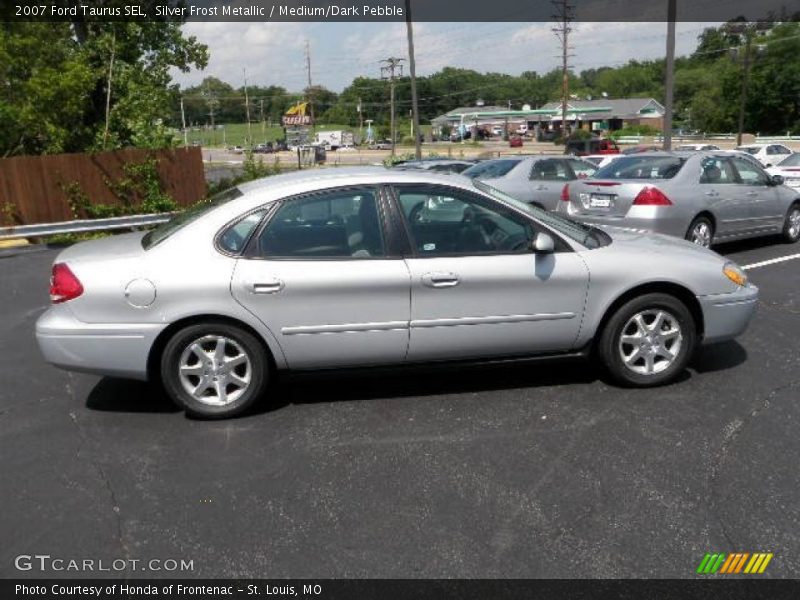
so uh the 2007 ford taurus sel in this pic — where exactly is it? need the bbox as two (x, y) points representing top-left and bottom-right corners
(37, 168), (758, 418)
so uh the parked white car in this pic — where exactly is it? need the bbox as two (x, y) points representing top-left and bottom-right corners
(736, 143), (793, 167)
(767, 152), (800, 189)
(675, 144), (721, 151)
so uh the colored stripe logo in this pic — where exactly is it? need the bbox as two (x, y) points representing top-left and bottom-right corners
(696, 553), (773, 574)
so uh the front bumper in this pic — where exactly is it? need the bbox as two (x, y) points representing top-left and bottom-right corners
(698, 284), (759, 345)
(36, 305), (166, 380)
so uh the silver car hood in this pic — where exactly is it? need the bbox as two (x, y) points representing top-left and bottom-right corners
(55, 232), (147, 264)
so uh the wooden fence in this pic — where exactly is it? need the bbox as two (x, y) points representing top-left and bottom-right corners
(0, 147), (206, 226)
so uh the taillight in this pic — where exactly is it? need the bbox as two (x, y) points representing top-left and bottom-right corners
(50, 263), (83, 304)
(561, 184), (570, 201)
(633, 187), (672, 206)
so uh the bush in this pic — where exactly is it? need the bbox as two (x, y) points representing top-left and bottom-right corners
(610, 125), (662, 138)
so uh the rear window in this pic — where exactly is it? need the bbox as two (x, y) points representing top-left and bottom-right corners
(779, 153), (800, 167)
(462, 159), (521, 179)
(593, 156), (686, 180)
(142, 187), (243, 249)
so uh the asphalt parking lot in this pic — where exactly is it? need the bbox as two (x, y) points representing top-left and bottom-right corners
(1, 238), (798, 579)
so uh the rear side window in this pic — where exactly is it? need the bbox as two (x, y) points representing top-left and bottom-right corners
(218, 210), (267, 254)
(254, 189), (385, 259)
(593, 156), (685, 180)
(699, 158), (736, 184)
(530, 159), (570, 181)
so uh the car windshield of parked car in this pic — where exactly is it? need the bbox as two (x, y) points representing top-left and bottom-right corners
(142, 187), (244, 250)
(462, 159), (521, 179)
(473, 180), (610, 249)
(592, 156), (686, 180)
(779, 153), (800, 167)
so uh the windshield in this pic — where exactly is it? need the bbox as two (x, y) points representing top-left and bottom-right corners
(473, 180), (609, 249)
(779, 153), (800, 167)
(593, 156), (686, 180)
(462, 159), (521, 179)
(141, 187), (243, 249)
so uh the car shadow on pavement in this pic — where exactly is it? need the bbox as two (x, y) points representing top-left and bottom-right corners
(86, 378), (180, 413)
(690, 340), (748, 374)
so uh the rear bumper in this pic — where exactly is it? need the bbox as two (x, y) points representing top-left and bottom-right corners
(560, 204), (688, 238)
(35, 305), (165, 380)
(698, 284), (759, 345)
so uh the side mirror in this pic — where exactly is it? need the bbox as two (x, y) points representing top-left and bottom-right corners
(771, 174), (785, 186)
(531, 232), (555, 253)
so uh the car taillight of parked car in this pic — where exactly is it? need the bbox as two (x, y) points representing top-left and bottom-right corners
(50, 263), (84, 304)
(633, 187), (672, 206)
(561, 184), (570, 202)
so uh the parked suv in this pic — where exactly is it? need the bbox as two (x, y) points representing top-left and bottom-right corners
(566, 137), (620, 156)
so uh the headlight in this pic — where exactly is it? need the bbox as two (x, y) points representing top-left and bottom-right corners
(723, 262), (748, 287)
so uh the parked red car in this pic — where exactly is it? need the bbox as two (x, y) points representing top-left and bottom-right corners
(509, 135), (523, 148)
(565, 137), (620, 156)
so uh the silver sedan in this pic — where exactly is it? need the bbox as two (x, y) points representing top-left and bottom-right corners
(558, 151), (800, 248)
(37, 168), (757, 418)
(462, 156), (597, 211)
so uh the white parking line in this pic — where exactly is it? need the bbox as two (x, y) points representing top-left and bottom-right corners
(741, 252), (800, 271)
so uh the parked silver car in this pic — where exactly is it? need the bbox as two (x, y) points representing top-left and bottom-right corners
(558, 151), (800, 248)
(37, 168), (757, 418)
(462, 156), (597, 211)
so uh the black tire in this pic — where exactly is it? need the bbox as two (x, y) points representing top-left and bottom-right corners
(598, 293), (697, 387)
(782, 202), (800, 243)
(160, 322), (268, 419)
(685, 216), (714, 248)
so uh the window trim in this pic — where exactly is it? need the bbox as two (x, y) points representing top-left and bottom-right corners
(241, 185), (398, 261)
(386, 183), (572, 259)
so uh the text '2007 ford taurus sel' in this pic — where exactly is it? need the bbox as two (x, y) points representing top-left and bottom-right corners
(37, 168), (758, 418)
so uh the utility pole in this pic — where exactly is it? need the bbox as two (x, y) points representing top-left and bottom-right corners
(381, 57), (404, 157)
(305, 40), (315, 128)
(260, 98), (265, 140)
(243, 68), (252, 149)
(357, 97), (363, 142)
(203, 81), (219, 146)
(405, 0), (422, 159)
(552, 0), (574, 138)
(180, 95), (188, 146)
(663, 0), (676, 150)
(725, 22), (768, 146)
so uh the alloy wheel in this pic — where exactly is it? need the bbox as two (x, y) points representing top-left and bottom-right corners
(788, 207), (800, 240)
(178, 335), (252, 406)
(618, 309), (684, 376)
(689, 221), (712, 247)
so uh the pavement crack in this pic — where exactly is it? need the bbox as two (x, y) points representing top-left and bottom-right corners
(707, 378), (800, 549)
(67, 409), (132, 577)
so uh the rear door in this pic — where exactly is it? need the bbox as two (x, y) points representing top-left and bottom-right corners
(231, 186), (411, 369)
(697, 156), (745, 237)
(391, 184), (589, 362)
(529, 158), (572, 210)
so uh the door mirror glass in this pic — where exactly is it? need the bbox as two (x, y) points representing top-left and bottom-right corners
(532, 232), (555, 253)
(771, 174), (785, 186)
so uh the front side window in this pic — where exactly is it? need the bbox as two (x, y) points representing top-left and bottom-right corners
(566, 158), (597, 179)
(731, 158), (769, 186)
(254, 189), (385, 258)
(395, 186), (535, 256)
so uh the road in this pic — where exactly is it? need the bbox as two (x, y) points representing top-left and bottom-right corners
(0, 237), (798, 579)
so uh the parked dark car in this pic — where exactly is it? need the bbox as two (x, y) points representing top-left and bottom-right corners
(565, 137), (620, 156)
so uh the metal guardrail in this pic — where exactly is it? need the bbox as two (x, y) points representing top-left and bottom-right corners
(0, 212), (176, 241)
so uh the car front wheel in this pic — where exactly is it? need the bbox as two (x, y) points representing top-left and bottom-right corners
(161, 322), (268, 419)
(598, 293), (697, 387)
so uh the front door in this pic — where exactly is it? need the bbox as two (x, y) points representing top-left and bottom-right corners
(231, 187), (411, 369)
(392, 184), (590, 362)
(730, 156), (784, 233)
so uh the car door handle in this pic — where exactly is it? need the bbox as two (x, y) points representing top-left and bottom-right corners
(704, 190), (719, 197)
(252, 279), (284, 294)
(535, 185), (548, 191)
(422, 272), (460, 288)
(745, 191), (759, 197)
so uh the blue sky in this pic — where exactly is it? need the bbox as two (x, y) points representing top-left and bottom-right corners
(172, 21), (720, 92)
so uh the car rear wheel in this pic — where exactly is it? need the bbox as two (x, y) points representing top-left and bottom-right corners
(598, 293), (696, 387)
(161, 322), (268, 419)
(782, 203), (800, 243)
(685, 216), (714, 248)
